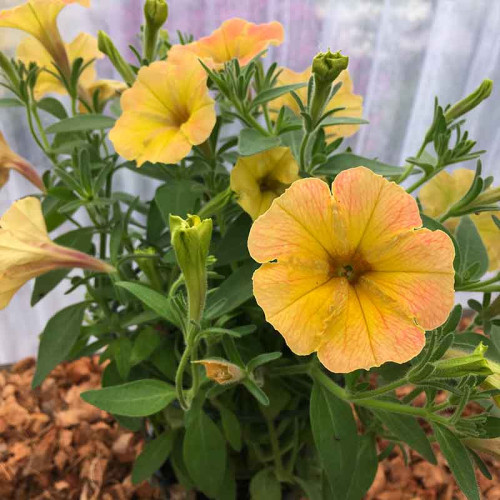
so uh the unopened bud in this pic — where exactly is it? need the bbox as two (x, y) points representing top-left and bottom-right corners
(312, 50), (349, 85)
(194, 359), (244, 385)
(170, 214), (213, 322)
(143, 0), (168, 62)
(444, 79), (493, 123)
(434, 343), (493, 378)
(97, 31), (136, 87)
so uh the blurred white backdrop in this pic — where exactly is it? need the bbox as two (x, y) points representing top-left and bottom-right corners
(0, 0), (499, 363)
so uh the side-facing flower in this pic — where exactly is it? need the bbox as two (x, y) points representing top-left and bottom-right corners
(17, 32), (102, 99)
(420, 168), (500, 270)
(270, 66), (363, 142)
(0, 132), (45, 192)
(168, 18), (284, 70)
(194, 359), (244, 385)
(109, 57), (216, 166)
(0, 0), (90, 76)
(0, 197), (114, 309)
(230, 146), (300, 220)
(248, 167), (455, 373)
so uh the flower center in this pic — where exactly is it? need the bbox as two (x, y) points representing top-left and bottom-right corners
(331, 256), (371, 285)
(259, 176), (287, 195)
(172, 105), (191, 128)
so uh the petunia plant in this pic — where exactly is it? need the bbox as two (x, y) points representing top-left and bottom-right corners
(1, 1), (499, 498)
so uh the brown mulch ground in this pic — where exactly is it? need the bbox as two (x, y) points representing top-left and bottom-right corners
(1, 357), (500, 499)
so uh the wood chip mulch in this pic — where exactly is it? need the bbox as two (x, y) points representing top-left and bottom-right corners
(1, 357), (500, 499)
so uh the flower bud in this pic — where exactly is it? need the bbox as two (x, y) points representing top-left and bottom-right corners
(309, 50), (349, 125)
(433, 343), (493, 378)
(169, 214), (213, 322)
(143, 0), (169, 61)
(0, 52), (19, 90)
(444, 79), (493, 123)
(463, 437), (500, 460)
(194, 359), (244, 385)
(312, 50), (349, 85)
(97, 31), (136, 87)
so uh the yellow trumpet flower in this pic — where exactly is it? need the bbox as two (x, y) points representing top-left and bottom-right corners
(0, 132), (45, 192)
(270, 66), (363, 142)
(0, 197), (114, 309)
(420, 168), (500, 270)
(168, 18), (284, 70)
(0, 0), (90, 77)
(109, 57), (216, 166)
(248, 167), (455, 373)
(230, 146), (300, 220)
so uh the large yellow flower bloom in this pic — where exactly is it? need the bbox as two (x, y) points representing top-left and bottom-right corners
(230, 146), (300, 220)
(0, 0), (90, 76)
(0, 196), (114, 309)
(420, 168), (500, 270)
(17, 32), (102, 99)
(168, 18), (284, 70)
(270, 67), (363, 142)
(0, 132), (45, 192)
(248, 167), (455, 373)
(109, 57), (216, 167)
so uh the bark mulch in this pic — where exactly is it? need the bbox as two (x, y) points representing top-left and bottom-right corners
(1, 357), (500, 499)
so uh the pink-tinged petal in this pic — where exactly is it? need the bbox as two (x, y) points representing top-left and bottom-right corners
(332, 166), (422, 256)
(253, 262), (347, 354)
(248, 178), (335, 264)
(360, 228), (455, 329)
(318, 281), (425, 373)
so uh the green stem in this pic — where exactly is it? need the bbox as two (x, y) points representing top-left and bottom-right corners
(266, 417), (286, 481)
(396, 139), (429, 184)
(299, 131), (312, 172)
(348, 377), (408, 400)
(456, 273), (500, 292)
(175, 341), (192, 411)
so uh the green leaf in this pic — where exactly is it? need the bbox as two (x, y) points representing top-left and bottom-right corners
(320, 116), (369, 127)
(346, 434), (378, 500)
(183, 411), (227, 498)
(421, 214), (461, 274)
(132, 431), (175, 484)
(81, 379), (176, 417)
(310, 381), (359, 498)
(314, 153), (405, 177)
(219, 406), (242, 452)
(295, 477), (322, 500)
(242, 378), (270, 406)
(247, 352), (282, 372)
(37, 97), (67, 119)
(32, 302), (87, 388)
(0, 98), (23, 108)
(238, 128), (281, 156)
(31, 228), (93, 305)
(130, 327), (162, 366)
(116, 281), (182, 328)
(252, 82), (307, 107)
(482, 416), (500, 438)
(205, 261), (258, 319)
(456, 216), (489, 281)
(250, 468), (281, 500)
(375, 410), (436, 463)
(154, 179), (204, 224)
(45, 114), (116, 134)
(432, 423), (479, 500)
(217, 464), (237, 500)
(468, 447), (493, 480)
(214, 213), (252, 266)
(112, 337), (133, 380)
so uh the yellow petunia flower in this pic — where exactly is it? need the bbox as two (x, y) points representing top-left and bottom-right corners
(270, 66), (363, 142)
(248, 167), (455, 373)
(0, 132), (45, 192)
(0, 0), (90, 76)
(168, 18), (284, 70)
(0, 196), (114, 309)
(230, 146), (300, 220)
(17, 32), (102, 100)
(420, 168), (500, 270)
(109, 57), (216, 167)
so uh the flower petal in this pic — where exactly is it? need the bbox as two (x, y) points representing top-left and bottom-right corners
(473, 211), (500, 271)
(248, 178), (335, 264)
(318, 281), (425, 372)
(253, 262), (347, 354)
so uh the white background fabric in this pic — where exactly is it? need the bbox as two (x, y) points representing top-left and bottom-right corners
(0, 0), (498, 363)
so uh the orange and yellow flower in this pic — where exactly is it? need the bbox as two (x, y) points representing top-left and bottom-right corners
(0, 0), (90, 76)
(270, 67), (363, 142)
(230, 146), (300, 220)
(0, 196), (114, 309)
(17, 32), (102, 100)
(168, 18), (284, 70)
(194, 359), (244, 385)
(420, 168), (500, 270)
(248, 167), (455, 373)
(0, 132), (45, 192)
(109, 57), (216, 166)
